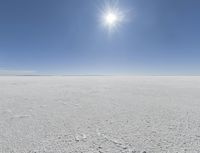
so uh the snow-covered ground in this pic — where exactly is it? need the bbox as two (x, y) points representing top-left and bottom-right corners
(1, 76), (200, 153)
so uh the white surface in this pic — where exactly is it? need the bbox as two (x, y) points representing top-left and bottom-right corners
(1, 76), (200, 153)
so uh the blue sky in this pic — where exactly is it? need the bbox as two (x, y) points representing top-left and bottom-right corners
(0, 0), (200, 75)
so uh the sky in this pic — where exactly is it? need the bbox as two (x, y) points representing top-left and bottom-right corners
(0, 0), (200, 75)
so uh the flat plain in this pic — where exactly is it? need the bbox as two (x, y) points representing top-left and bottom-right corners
(1, 76), (200, 153)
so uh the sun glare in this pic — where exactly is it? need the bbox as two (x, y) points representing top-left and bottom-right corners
(105, 12), (118, 26)
(100, 1), (125, 33)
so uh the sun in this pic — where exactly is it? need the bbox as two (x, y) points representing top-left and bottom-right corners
(104, 12), (118, 26)
(100, 1), (125, 33)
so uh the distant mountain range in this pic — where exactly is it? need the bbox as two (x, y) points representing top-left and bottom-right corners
(0, 70), (36, 76)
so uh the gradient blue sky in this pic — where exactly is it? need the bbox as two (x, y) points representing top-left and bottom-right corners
(0, 0), (200, 75)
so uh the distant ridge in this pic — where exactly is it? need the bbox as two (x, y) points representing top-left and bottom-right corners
(0, 70), (36, 76)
